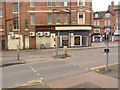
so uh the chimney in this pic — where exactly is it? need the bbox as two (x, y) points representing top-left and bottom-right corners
(110, 1), (114, 13)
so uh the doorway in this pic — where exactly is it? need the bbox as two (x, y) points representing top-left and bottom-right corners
(25, 35), (29, 49)
(74, 35), (82, 46)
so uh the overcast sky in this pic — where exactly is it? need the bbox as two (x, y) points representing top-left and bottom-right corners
(93, 0), (119, 11)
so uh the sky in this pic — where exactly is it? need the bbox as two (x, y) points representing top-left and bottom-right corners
(93, 0), (119, 11)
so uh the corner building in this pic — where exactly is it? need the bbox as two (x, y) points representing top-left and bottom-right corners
(1, 0), (93, 50)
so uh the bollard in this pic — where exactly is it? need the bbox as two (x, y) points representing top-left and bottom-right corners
(64, 46), (68, 55)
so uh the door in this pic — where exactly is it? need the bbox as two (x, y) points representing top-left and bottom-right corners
(62, 36), (68, 46)
(25, 35), (29, 49)
(74, 36), (80, 45)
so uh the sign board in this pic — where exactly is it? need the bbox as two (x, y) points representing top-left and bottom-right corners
(36, 26), (55, 31)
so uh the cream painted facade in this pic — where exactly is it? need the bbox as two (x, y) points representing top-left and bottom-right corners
(36, 33), (56, 48)
(8, 34), (23, 50)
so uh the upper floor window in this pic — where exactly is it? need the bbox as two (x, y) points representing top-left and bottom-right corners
(78, 13), (84, 24)
(78, 0), (84, 6)
(94, 28), (100, 33)
(0, 9), (3, 17)
(116, 18), (118, 23)
(95, 14), (98, 18)
(56, 0), (60, 6)
(94, 21), (96, 25)
(30, 0), (34, 7)
(105, 21), (107, 25)
(97, 21), (99, 26)
(30, 14), (35, 25)
(47, 0), (52, 6)
(64, 13), (67, 24)
(105, 13), (110, 17)
(13, 20), (19, 29)
(13, 3), (18, 13)
(108, 20), (110, 25)
(116, 12), (118, 16)
(56, 14), (60, 24)
(64, 0), (67, 6)
(0, 25), (3, 29)
(25, 20), (28, 29)
(48, 13), (52, 24)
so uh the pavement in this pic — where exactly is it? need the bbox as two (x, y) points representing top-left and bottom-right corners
(1, 42), (119, 67)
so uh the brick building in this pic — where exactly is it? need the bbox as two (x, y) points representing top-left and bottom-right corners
(114, 1), (120, 41)
(0, 0), (93, 50)
(92, 1), (116, 42)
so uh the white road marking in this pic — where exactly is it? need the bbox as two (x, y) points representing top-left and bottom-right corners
(74, 64), (76, 66)
(40, 78), (43, 80)
(34, 71), (36, 73)
(86, 68), (88, 70)
(37, 74), (40, 76)
(32, 69), (34, 71)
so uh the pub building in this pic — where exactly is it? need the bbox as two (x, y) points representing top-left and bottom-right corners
(1, 1), (93, 50)
(36, 25), (92, 48)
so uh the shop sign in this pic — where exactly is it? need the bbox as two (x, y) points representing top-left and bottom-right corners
(36, 26), (55, 31)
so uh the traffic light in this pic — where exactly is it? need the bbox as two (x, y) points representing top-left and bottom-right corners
(104, 34), (109, 41)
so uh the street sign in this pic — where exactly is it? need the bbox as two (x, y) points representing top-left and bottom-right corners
(104, 49), (109, 53)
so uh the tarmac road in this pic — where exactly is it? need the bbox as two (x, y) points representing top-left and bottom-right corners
(2, 47), (118, 88)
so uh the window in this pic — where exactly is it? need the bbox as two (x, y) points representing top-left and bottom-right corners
(64, 0), (67, 6)
(95, 14), (98, 18)
(0, 25), (3, 29)
(94, 21), (96, 25)
(56, 14), (60, 24)
(48, 14), (52, 24)
(116, 12), (118, 16)
(78, 13), (84, 24)
(97, 21), (99, 26)
(105, 28), (110, 33)
(79, 0), (84, 6)
(13, 20), (19, 29)
(30, 14), (35, 25)
(13, 3), (18, 13)
(116, 18), (118, 23)
(0, 9), (3, 17)
(64, 13), (67, 24)
(105, 21), (107, 25)
(94, 28), (100, 33)
(56, 0), (60, 6)
(25, 20), (28, 29)
(30, 0), (34, 7)
(105, 13), (110, 17)
(108, 20), (110, 25)
(47, 0), (52, 6)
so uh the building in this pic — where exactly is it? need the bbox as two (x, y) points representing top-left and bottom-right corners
(0, 0), (93, 50)
(92, 1), (115, 42)
(114, 1), (120, 41)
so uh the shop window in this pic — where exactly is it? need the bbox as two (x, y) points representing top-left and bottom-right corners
(47, 0), (52, 6)
(13, 20), (19, 29)
(13, 3), (18, 13)
(48, 14), (52, 24)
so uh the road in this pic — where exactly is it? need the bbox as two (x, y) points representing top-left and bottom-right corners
(2, 47), (118, 88)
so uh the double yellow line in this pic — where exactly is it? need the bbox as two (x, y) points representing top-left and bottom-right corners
(10, 80), (45, 88)
(90, 63), (119, 71)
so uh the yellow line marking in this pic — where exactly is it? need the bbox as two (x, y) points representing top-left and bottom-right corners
(90, 63), (119, 71)
(10, 80), (43, 88)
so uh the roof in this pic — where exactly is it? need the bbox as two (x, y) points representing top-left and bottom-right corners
(114, 5), (120, 10)
(94, 11), (106, 19)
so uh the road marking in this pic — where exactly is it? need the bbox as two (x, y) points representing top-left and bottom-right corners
(85, 68), (88, 70)
(74, 64), (76, 66)
(32, 69), (34, 71)
(34, 71), (36, 73)
(11, 80), (43, 88)
(37, 74), (40, 76)
(90, 63), (119, 70)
